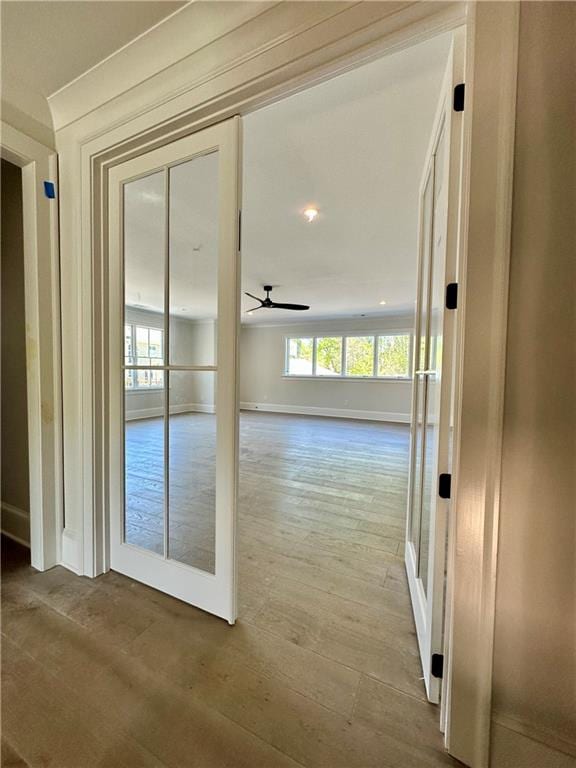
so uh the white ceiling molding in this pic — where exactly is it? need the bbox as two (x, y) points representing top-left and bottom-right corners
(50, 2), (463, 136)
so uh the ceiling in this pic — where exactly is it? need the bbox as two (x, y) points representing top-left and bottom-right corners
(123, 32), (451, 325)
(0, 1), (186, 98)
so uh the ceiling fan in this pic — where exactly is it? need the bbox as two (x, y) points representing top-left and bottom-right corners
(245, 285), (310, 313)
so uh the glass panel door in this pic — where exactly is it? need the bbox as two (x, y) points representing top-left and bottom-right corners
(108, 118), (240, 623)
(404, 34), (463, 705)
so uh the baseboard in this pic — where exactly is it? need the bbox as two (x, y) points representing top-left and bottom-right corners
(491, 718), (576, 767)
(240, 402), (410, 423)
(125, 403), (215, 421)
(1, 502), (30, 547)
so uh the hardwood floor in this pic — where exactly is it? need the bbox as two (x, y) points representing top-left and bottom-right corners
(1, 412), (460, 767)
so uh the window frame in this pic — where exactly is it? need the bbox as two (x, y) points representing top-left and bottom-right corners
(124, 323), (165, 392)
(283, 330), (413, 381)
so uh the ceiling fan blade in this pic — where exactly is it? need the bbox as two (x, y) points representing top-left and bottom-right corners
(245, 305), (263, 313)
(269, 302), (310, 311)
(244, 292), (263, 303)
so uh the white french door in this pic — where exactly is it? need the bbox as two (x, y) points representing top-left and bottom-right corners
(108, 117), (241, 623)
(405, 38), (463, 703)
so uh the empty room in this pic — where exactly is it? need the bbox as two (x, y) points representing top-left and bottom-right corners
(2, 3), (574, 768)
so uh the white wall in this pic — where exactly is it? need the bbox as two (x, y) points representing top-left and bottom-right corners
(1, 160), (30, 545)
(240, 315), (413, 422)
(491, 3), (576, 766)
(124, 307), (216, 420)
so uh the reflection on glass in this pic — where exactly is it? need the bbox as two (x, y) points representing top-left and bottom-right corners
(169, 152), (219, 366)
(124, 388), (165, 554)
(123, 170), (166, 554)
(408, 169), (434, 554)
(410, 375), (426, 547)
(418, 144), (447, 595)
(124, 171), (165, 324)
(168, 371), (216, 573)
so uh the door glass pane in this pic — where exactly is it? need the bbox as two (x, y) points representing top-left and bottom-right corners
(315, 337), (342, 375)
(345, 336), (375, 376)
(124, 388), (165, 554)
(123, 170), (166, 554)
(418, 142), (448, 595)
(168, 371), (216, 573)
(409, 375), (426, 546)
(408, 168), (433, 550)
(417, 169), (433, 372)
(169, 152), (219, 366)
(124, 171), (166, 328)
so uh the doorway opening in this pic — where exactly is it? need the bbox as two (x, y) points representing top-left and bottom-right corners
(1, 159), (31, 567)
(110, 24), (464, 765)
(236, 27), (458, 751)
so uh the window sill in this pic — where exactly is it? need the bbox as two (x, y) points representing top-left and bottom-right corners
(125, 388), (165, 395)
(281, 375), (411, 382)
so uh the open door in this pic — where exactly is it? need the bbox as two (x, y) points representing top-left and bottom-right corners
(405, 37), (464, 702)
(108, 117), (241, 623)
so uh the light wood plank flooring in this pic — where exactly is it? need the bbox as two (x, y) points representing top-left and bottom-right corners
(1, 412), (460, 767)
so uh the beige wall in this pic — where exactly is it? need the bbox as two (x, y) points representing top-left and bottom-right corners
(491, 3), (576, 766)
(240, 315), (413, 421)
(1, 159), (30, 542)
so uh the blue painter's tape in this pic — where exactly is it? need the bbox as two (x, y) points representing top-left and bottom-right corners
(43, 181), (56, 199)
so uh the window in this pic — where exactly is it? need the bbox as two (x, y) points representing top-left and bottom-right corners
(316, 337), (342, 376)
(285, 333), (411, 379)
(345, 336), (375, 377)
(124, 324), (164, 390)
(287, 337), (313, 375)
(378, 334), (410, 378)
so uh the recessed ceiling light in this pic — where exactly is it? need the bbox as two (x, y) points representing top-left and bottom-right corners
(379, 300), (387, 305)
(303, 207), (319, 223)
(247, 311), (254, 316)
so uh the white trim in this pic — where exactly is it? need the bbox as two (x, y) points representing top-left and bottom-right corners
(240, 402), (410, 424)
(281, 375), (411, 383)
(1, 502), (31, 548)
(125, 387), (165, 395)
(125, 403), (216, 421)
(61, 528), (82, 575)
(442, 4), (520, 767)
(1, 120), (63, 572)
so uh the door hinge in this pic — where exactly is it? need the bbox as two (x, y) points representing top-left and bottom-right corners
(238, 209), (242, 252)
(445, 282), (458, 310)
(438, 473), (452, 499)
(453, 83), (465, 112)
(431, 653), (444, 679)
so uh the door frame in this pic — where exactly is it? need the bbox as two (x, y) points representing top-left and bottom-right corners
(57, 3), (519, 766)
(0, 122), (63, 571)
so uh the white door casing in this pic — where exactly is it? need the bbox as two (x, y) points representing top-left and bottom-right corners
(108, 117), (241, 623)
(405, 34), (464, 705)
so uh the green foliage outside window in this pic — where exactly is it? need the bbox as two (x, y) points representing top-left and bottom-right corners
(378, 334), (410, 377)
(316, 337), (342, 375)
(345, 336), (375, 376)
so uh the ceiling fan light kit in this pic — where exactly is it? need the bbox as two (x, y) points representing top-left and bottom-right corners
(245, 285), (310, 313)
